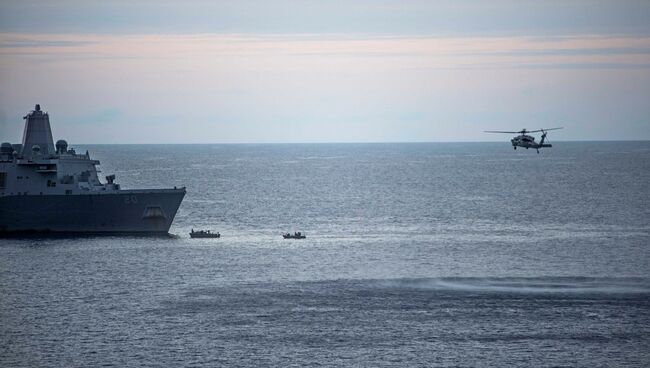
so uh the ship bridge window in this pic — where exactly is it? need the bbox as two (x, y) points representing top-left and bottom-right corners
(79, 171), (90, 182)
(0, 172), (6, 188)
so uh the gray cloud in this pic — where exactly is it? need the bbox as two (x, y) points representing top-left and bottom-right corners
(0, 39), (95, 48)
(1, 0), (649, 36)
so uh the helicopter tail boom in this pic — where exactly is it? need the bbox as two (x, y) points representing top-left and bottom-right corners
(538, 130), (552, 147)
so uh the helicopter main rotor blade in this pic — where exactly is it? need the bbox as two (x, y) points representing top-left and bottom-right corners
(485, 127), (562, 134)
(526, 127), (564, 133)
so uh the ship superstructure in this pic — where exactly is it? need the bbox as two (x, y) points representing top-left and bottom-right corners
(0, 104), (185, 233)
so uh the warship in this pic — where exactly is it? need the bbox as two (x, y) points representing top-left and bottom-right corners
(0, 104), (185, 234)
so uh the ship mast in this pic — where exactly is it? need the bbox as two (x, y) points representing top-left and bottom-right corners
(21, 104), (55, 158)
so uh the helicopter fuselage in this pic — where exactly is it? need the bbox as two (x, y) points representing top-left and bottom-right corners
(511, 134), (552, 150)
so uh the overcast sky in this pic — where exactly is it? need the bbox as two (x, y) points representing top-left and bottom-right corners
(1, 0), (649, 143)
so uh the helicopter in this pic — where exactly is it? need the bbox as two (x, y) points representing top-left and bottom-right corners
(484, 127), (563, 153)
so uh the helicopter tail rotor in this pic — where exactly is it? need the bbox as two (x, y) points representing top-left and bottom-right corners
(540, 129), (551, 145)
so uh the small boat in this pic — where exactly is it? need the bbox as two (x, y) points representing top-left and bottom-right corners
(283, 232), (306, 239)
(190, 229), (221, 238)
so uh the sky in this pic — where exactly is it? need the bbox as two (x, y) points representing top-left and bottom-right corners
(1, 0), (649, 143)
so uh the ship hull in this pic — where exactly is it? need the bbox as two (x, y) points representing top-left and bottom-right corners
(0, 189), (185, 234)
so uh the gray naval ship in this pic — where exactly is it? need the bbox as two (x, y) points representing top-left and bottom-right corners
(0, 104), (185, 234)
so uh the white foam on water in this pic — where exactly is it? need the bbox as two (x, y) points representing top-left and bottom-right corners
(383, 277), (650, 294)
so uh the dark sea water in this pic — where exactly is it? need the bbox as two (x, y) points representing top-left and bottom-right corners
(2, 142), (650, 367)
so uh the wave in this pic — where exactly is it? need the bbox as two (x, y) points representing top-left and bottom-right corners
(377, 276), (650, 294)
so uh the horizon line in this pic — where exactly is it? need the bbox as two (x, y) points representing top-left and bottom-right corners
(72, 139), (650, 145)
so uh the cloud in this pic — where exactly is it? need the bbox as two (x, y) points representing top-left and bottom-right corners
(1, 33), (649, 70)
(1, 0), (650, 36)
(0, 39), (94, 48)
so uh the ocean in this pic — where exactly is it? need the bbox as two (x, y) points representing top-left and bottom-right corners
(1, 142), (649, 366)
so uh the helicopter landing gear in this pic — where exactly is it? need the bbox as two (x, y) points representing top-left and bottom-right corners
(514, 146), (516, 150)
(536, 149), (540, 154)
